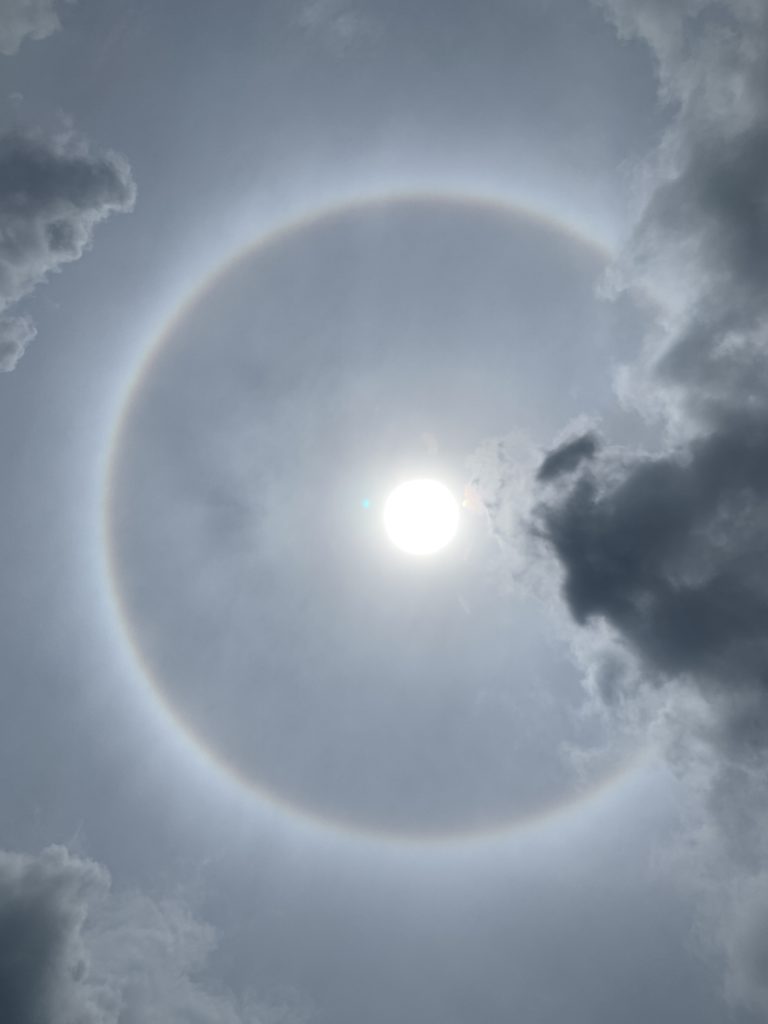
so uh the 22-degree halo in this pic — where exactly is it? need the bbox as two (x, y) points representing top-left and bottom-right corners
(384, 480), (460, 555)
(103, 188), (641, 844)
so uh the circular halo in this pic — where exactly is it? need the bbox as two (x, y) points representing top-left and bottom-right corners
(102, 188), (640, 845)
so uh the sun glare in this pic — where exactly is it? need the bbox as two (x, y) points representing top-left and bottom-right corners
(383, 479), (460, 556)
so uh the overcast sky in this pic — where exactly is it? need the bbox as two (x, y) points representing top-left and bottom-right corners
(2, 1), (768, 1021)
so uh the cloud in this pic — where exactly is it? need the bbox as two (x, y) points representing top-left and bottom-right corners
(472, 1), (768, 1012)
(296, 0), (377, 52)
(593, 0), (768, 419)
(536, 418), (768, 716)
(659, 759), (768, 1016)
(544, 0), (768, 740)
(0, 845), (303, 1024)
(0, 0), (73, 56)
(0, 129), (135, 371)
(0, 315), (36, 371)
(536, 433), (599, 483)
(720, 874), (768, 1013)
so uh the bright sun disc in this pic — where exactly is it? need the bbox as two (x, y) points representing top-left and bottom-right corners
(383, 479), (460, 556)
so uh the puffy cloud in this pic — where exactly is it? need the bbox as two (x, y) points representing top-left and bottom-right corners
(480, 0), (768, 1012)
(594, 0), (768, 420)
(0, 129), (135, 370)
(535, 0), (768, 743)
(0, 0), (73, 57)
(536, 417), (768, 712)
(536, 433), (599, 483)
(0, 845), (104, 1024)
(534, 417), (768, 1012)
(0, 315), (36, 371)
(0, 846), (296, 1024)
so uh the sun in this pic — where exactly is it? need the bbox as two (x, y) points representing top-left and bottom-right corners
(383, 479), (460, 556)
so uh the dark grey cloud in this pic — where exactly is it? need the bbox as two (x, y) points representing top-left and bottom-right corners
(0, 0), (73, 56)
(478, 0), (768, 1012)
(0, 845), (103, 1024)
(536, 432), (599, 483)
(0, 130), (135, 370)
(536, 418), (768, 728)
(554, 0), (768, 738)
(539, 412), (768, 1011)
(0, 845), (296, 1024)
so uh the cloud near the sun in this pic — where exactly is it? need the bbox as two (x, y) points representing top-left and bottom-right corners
(538, 0), (768, 743)
(536, 418), (768, 720)
(472, 0), (768, 1012)
(0, 130), (135, 371)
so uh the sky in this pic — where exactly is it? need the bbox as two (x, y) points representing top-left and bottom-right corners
(2, 1), (768, 1021)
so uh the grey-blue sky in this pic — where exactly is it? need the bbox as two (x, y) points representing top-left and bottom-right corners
(0, 1), (765, 1022)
